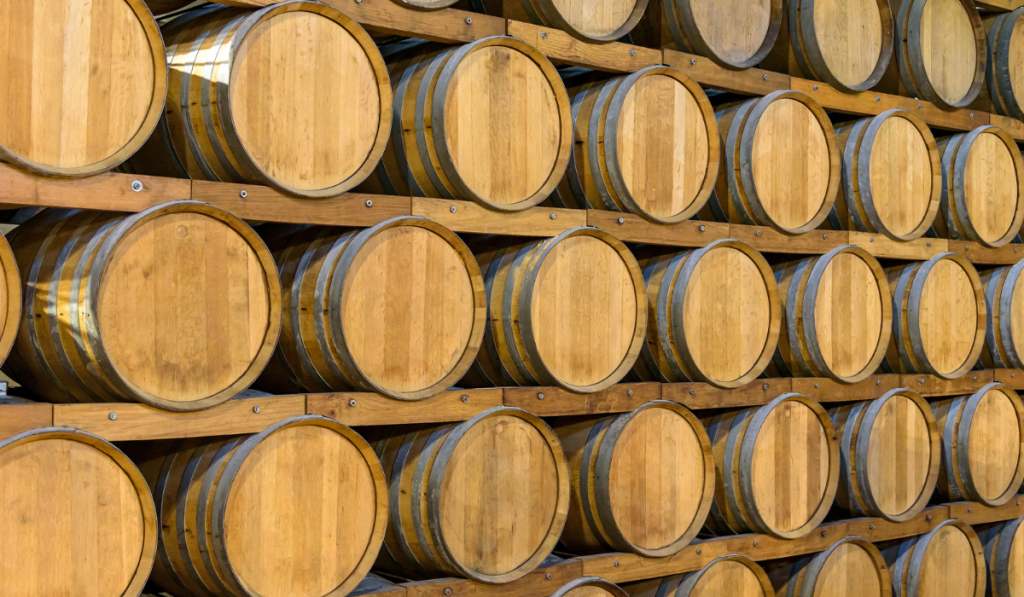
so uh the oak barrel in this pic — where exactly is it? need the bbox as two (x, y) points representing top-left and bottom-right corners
(977, 515), (1024, 597)
(828, 110), (941, 241)
(130, 415), (387, 597)
(0, 427), (157, 596)
(883, 253), (986, 379)
(931, 127), (1024, 248)
(706, 90), (840, 235)
(256, 216), (485, 400)
(0, 0), (166, 177)
(786, 0), (894, 92)
(985, 9), (1024, 120)
(0, 232), (19, 367)
(351, 573), (397, 597)
(504, 0), (648, 42)
(981, 262), (1024, 370)
(360, 37), (572, 212)
(372, 406), (569, 584)
(128, 2), (391, 198)
(631, 239), (780, 389)
(769, 246), (891, 383)
(895, 0), (986, 110)
(550, 66), (719, 224)
(551, 401), (714, 557)
(931, 383), (1024, 507)
(3, 201), (281, 411)
(704, 393), (840, 539)
(658, 0), (782, 70)
(829, 389), (940, 522)
(769, 537), (891, 597)
(463, 228), (646, 394)
(549, 577), (630, 597)
(881, 519), (986, 597)
(624, 555), (774, 597)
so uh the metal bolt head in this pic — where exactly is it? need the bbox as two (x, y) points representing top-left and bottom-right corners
(550, 213), (557, 220)
(538, 392), (545, 400)
(108, 412), (117, 421)
(926, 242), (931, 247)
(627, 389), (633, 396)
(762, 74), (768, 80)
(753, 541), (759, 547)
(240, 190), (248, 198)
(614, 561), (620, 568)
(919, 378), (925, 384)
(869, 237), (875, 243)
(690, 59), (696, 65)
(445, 589), (453, 596)
(540, 32), (547, 39)
(823, 233), (828, 240)
(755, 230), (761, 236)
(813, 85), (818, 91)
(973, 375), (978, 381)
(131, 180), (143, 192)
(968, 507), (973, 512)
(689, 388), (695, 395)
(696, 549), (702, 554)
(869, 524), (875, 530)
(926, 515), (932, 521)
(876, 379), (881, 385)
(365, 199), (373, 208)
(762, 383), (769, 390)
(699, 225), (705, 232)
(450, 205), (457, 213)
(617, 217), (624, 225)
(970, 113), (975, 118)
(821, 531), (827, 537)
(465, 17), (472, 23)
(917, 103), (922, 109)
(815, 383), (820, 388)
(629, 49), (636, 56)
(875, 96), (880, 102)
(349, 399), (357, 407)
(546, 573), (552, 580)
(253, 406), (261, 414)
(461, 394), (469, 403)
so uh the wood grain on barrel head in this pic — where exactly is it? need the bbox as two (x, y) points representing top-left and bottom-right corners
(751, 98), (830, 230)
(529, 235), (637, 388)
(607, 406), (705, 552)
(814, 541), (885, 597)
(967, 387), (1022, 503)
(919, 0), (978, 105)
(339, 226), (475, 393)
(223, 424), (380, 596)
(751, 399), (830, 535)
(0, 0), (160, 174)
(918, 524), (978, 597)
(681, 246), (771, 384)
(564, 584), (620, 597)
(618, 73), (710, 220)
(0, 436), (147, 594)
(549, 0), (638, 38)
(1010, 21), (1024, 105)
(813, 0), (884, 89)
(813, 252), (883, 379)
(919, 259), (979, 376)
(442, 45), (561, 206)
(690, 0), (774, 66)
(963, 131), (1018, 245)
(688, 559), (771, 596)
(231, 10), (382, 193)
(866, 394), (932, 518)
(97, 212), (271, 403)
(868, 116), (935, 237)
(1007, 520), (1024, 596)
(438, 413), (560, 576)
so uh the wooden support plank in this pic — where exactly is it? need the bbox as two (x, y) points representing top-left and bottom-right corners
(947, 241), (1024, 266)
(662, 379), (793, 410)
(507, 21), (660, 73)
(306, 389), (503, 426)
(323, 0), (504, 43)
(663, 50), (791, 95)
(950, 499), (1024, 525)
(850, 232), (946, 261)
(192, 181), (410, 227)
(587, 210), (728, 247)
(0, 164), (190, 211)
(412, 198), (583, 236)
(905, 371), (996, 397)
(0, 403), (53, 442)
(793, 79), (897, 116)
(404, 559), (582, 597)
(730, 225), (847, 255)
(905, 98), (991, 134)
(503, 383), (661, 416)
(995, 369), (1024, 390)
(792, 375), (902, 403)
(51, 396), (305, 441)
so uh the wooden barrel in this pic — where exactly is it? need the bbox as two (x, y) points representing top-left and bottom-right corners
(505, 0), (648, 42)
(931, 383), (1024, 507)
(2, 201), (281, 411)
(0, 232), (19, 368)
(829, 110), (941, 241)
(255, 216), (485, 400)
(882, 519), (986, 597)
(128, 2), (390, 198)
(463, 228), (646, 394)
(786, 0), (894, 92)
(883, 253), (986, 379)
(549, 66), (719, 224)
(659, 0), (782, 70)
(0, 0), (165, 177)
(769, 246), (891, 383)
(359, 37), (572, 211)
(131, 415), (386, 597)
(0, 427), (157, 596)
(769, 537), (891, 597)
(931, 127), (1024, 248)
(351, 573), (397, 597)
(985, 8), (1024, 120)
(551, 401), (714, 557)
(624, 555), (774, 597)
(829, 389), (940, 522)
(631, 239), (780, 389)
(981, 262), (1024, 370)
(977, 515), (1024, 597)
(372, 406), (569, 584)
(895, 0), (986, 110)
(705, 393), (839, 539)
(550, 577), (630, 597)
(706, 90), (840, 235)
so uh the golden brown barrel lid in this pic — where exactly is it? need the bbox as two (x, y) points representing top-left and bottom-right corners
(987, 9), (1024, 120)
(954, 127), (1024, 247)
(0, 0), (165, 176)
(897, 0), (985, 109)
(791, 0), (893, 92)
(902, 520), (985, 597)
(428, 407), (568, 584)
(673, 0), (781, 69)
(0, 231), (19, 366)
(0, 427), (157, 596)
(675, 555), (774, 597)
(950, 383), (1024, 506)
(551, 577), (629, 597)
(533, 0), (647, 42)
(780, 537), (890, 597)
(214, 415), (387, 597)
(92, 200), (281, 410)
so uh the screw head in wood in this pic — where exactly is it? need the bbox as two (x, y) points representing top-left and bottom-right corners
(445, 589), (453, 596)
(465, 17), (472, 23)
(614, 561), (620, 567)
(131, 180), (143, 192)
(917, 103), (922, 109)
(349, 399), (357, 407)
(697, 549), (702, 554)
(926, 242), (931, 247)
(550, 213), (557, 220)
(926, 515), (932, 521)
(699, 225), (705, 232)
(919, 378), (925, 384)
(690, 59), (696, 65)
(755, 230), (761, 236)
(968, 507), (973, 512)
(538, 393), (545, 400)
(821, 531), (827, 537)
(240, 190), (247, 198)
(823, 233), (828, 239)
(762, 74), (768, 80)
(546, 573), (552, 580)
(876, 380), (881, 385)
(973, 376), (977, 381)
(870, 237), (875, 242)
(762, 383), (769, 390)
(365, 199), (373, 207)
(875, 96), (880, 102)
(461, 395), (469, 403)
(253, 406), (261, 414)
(753, 541), (759, 547)
(815, 383), (820, 388)
(869, 524), (874, 529)
(108, 412), (117, 420)
(813, 85), (818, 91)
(541, 32), (547, 39)
(617, 217), (624, 224)
(689, 388), (695, 395)
(450, 205), (457, 213)
(629, 49), (636, 56)
(970, 113), (975, 118)
(627, 389), (633, 396)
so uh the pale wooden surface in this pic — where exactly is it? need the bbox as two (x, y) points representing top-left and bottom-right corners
(919, 0), (979, 106)
(980, 265), (1024, 370)
(814, 253), (884, 378)
(681, 557), (773, 597)
(919, 259), (981, 374)
(770, 538), (889, 597)
(865, 395), (936, 518)
(0, 0), (163, 176)
(546, 0), (640, 40)
(811, 0), (886, 88)
(687, 0), (775, 67)
(962, 131), (1020, 244)
(918, 524), (981, 597)
(967, 387), (1023, 502)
